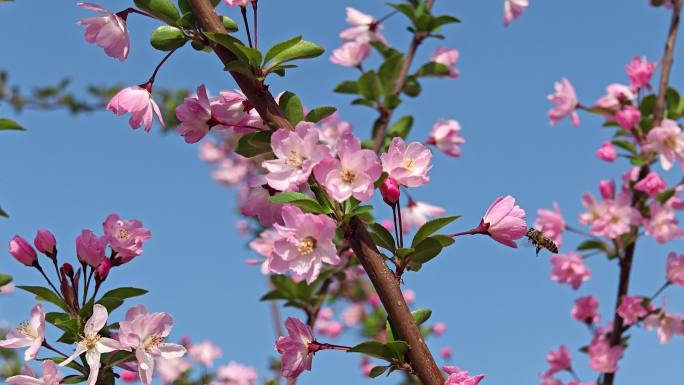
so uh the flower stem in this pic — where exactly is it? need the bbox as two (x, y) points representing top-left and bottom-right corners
(241, 6), (253, 48)
(252, 0), (258, 49)
(34, 263), (63, 300)
(396, 204), (404, 248)
(650, 281), (671, 301)
(145, 48), (179, 88)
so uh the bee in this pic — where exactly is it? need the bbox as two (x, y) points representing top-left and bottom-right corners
(526, 228), (558, 255)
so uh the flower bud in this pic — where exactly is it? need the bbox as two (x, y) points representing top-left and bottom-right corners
(34, 229), (57, 258)
(60, 263), (74, 279)
(95, 258), (112, 283)
(380, 177), (400, 206)
(76, 230), (107, 267)
(9, 235), (37, 266)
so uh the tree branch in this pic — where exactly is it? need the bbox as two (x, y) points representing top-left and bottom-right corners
(654, 0), (683, 124)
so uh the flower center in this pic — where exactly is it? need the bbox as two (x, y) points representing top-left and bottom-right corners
(402, 157), (415, 171)
(79, 333), (101, 350)
(665, 135), (678, 150)
(144, 335), (165, 351)
(117, 228), (129, 240)
(287, 150), (303, 167)
(297, 236), (317, 255)
(341, 169), (356, 184)
(16, 321), (37, 339)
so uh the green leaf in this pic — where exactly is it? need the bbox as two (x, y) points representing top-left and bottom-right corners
(412, 308), (432, 326)
(378, 53), (404, 94)
(349, 341), (394, 361)
(387, 115), (413, 139)
(235, 131), (272, 158)
(369, 223), (396, 252)
(666, 87), (680, 119)
(221, 16), (238, 32)
(640, 94), (657, 116)
(576, 239), (610, 252)
(385, 319), (395, 342)
(0, 118), (25, 131)
(97, 297), (125, 313)
(279, 91), (304, 125)
(224, 60), (255, 76)
(431, 234), (455, 247)
(403, 76), (422, 97)
(61, 375), (87, 384)
(204, 32), (249, 62)
(412, 216), (459, 247)
(368, 366), (389, 378)
(150, 26), (187, 51)
(264, 36), (303, 64)
(271, 192), (330, 214)
(17, 286), (66, 310)
(385, 340), (409, 359)
(410, 237), (443, 264)
(656, 188), (677, 204)
(396, 247), (414, 258)
(0, 206), (7, 217)
(101, 287), (148, 300)
(134, 0), (181, 25)
(416, 62), (451, 77)
(304, 106), (337, 123)
(0, 273), (12, 286)
(334, 81), (359, 95)
(611, 140), (637, 156)
(428, 15), (461, 31)
(266, 39), (325, 68)
(357, 71), (383, 102)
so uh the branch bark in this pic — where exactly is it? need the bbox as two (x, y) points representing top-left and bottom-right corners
(187, 2), (444, 385)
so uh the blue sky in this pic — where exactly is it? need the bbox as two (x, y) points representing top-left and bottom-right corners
(1, 1), (683, 385)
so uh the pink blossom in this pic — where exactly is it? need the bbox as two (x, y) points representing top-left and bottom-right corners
(340, 7), (388, 46)
(236, 220), (250, 237)
(156, 358), (191, 384)
(617, 295), (649, 326)
(315, 315), (344, 340)
(330, 41), (371, 68)
(588, 336), (622, 373)
(9, 235), (37, 266)
(428, 119), (465, 157)
(189, 340), (222, 367)
(212, 90), (263, 132)
(430, 48), (460, 79)
(318, 113), (352, 148)
(380, 176), (401, 206)
(579, 193), (605, 227)
(368, 294), (381, 308)
(432, 322), (447, 336)
(200, 140), (230, 163)
(247, 230), (278, 275)
(95, 258), (111, 282)
(103, 213), (151, 264)
(77, 3), (129, 61)
(276, 317), (314, 379)
(590, 194), (641, 239)
(644, 119), (684, 171)
(545, 345), (571, 376)
(216, 361), (258, 385)
(503, 0), (528, 27)
(644, 306), (684, 344)
(547, 78), (580, 127)
(666, 251), (684, 285)
(263, 123), (330, 191)
(599, 179), (615, 200)
(76, 229), (107, 267)
(224, 0), (250, 6)
(478, 195), (527, 248)
(314, 132), (381, 202)
(401, 200), (446, 234)
(0, 282), (14, 294)
(403, 289), (416, 304)
(6, 360), (62, 385)
(440, 346), (453, 359)
(120, 370), (138, 383)
(342, 303), (365, 326)
(0, 304), (45, 361)
(381, 137), (432, 187)
(212, 156), (252, 186)
(644, 202), (683, 244)
(34, 230), (56, 256)
(534, 203), (565, 247)
(596, 141), (617, 162)
(634, 171), (667, 197)
(175, 84), (213, 144)
(595, 84), (635, 110)
(550, 253), (591, 290)
(443, 365), (484, 385)
(615, 106), (641, 130)
(625, 56), (657, 91)
(107, 86), (165, 132)
(269, 205), (341, 283)
(572, 296), (600, 323)
(360, 357), (374, 377)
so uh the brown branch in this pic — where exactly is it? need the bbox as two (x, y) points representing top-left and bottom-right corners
(603, 3), (682, 384)
(346, 217), (444, 385)
(372, 0), (435, 152)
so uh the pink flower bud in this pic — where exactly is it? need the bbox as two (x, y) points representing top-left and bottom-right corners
(596, 141), (617, 162)
(599, 179), (615, 200)
(380, 177), (400, 206)
(9, 235), (37, 266)
(440, 346), (453, 359)
(34, 229), (57, 257)
(60, 263), (74, 279)
(76, 230), (107, 268)
(432, 322), (447, 335)
(615, 105), (641, 130)
(95, 258), (112, 283)
(634, 171), (667, 198)
(120, 370), (138, 383)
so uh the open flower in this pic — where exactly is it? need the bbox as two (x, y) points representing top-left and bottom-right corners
(588, 334), (622, 373)
(545, 345), (571, 376)
(318, 113), (353, 148)
(401, 200), (445, 234)
(666, 251), (684, 286)
(475, 195), (527, 248)
(596, 141), (617, 162)
(7, 360), (62, 385)
(77, 3), (129, 61)
(118, 305), (186, 385)
(547, 78), (579, 127)
(615, 105), (641, 130)
(534, 203), (565, 247)
(644, 202), (683, 244)
(644, 305), (684, 344)
(103, 214), (152, 264)
(617, 296), (649, 326)
(503, 0), (528, 27)
(156, 358), (191, 384)
(60, 305), (126, 385)
(330, 41), (371, 68)
(176, 84), (213, 144)
(188, 340), (222, 367)
(269, 205), (341, 283)
(625, 56), (657, 91)
(644, 119), (684, 171)
(430, 48), (460, 79)
(276, 317), (314, 380)
(428, 119), (465, 157)
(76, 230), (107, 268)
(634, 171), (666, 197)
(0, 304), (45, 361)
(443, 365), (484, 385)
(216, 361), (258, 385)
(340, 7), (388, 46)
(595, 84), (634, 110)
(107, 86), (165, 132)
(590, 194), (641, 240)
(572, 296), (600, 323)
(550, 252), (591, 290)
(381, 137), (432, 187)
(240, 182), (284, 227)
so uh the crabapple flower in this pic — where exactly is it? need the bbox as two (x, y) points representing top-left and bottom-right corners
(666, 252), (684, 285)
(503, 0), (528, 27)
(34, 230), (56, 257)
(263, 123), (330, 191)
(381, 137), (432, 187)
(625, 56), (657, 91)
(9, 235), (37, 266)
(314, 132), (382, 202)
(428, 119), (465, 157)
(572, 296), (600, 323)
(340, 7), (388, 46)
(189, 340), (222, 367)
(103, 214), (152, 264)
(432, 323), (447, 336)
(77, 3), (129, 61)
(595, 84), (634, 110)
(176, 84), (214, 144)
(588, 336), (622, 373)
(380, 176), (401, 206)
(200, 140), (230, 163)
(60, 304), (126, 385)
(224, 0), (250, 6)
(443, 365), (484, 385)
(0, 304), (45, 361)
(473, 195), (527, 248)
(276, 317), (315, 380)
(330, 41), (371, 68)
(615, 105), (641, 130)
(212, 90), (263, 132)
(240, 184), (283, 227)
(644, 119), (684, 171)
(269, 205), (341, 283)
(6, 360), (62, 385)
(596, 141), (617, 162)
(644, 202), (683, 244)
(318, 113), (352, 148)
(617, 296), (649, 326)
(634, 171), (666, 197)
(403, 289), (416, 304)
(599, 179), (615, 200)
(342, 303), (365, 326)
(549, 253), (591, 290)
(430, 48), (460, 79)
(644, 306), (684, 344)
(314, 309), (344, 339)
(107, 86), (165, 131)
(156, 358), (191, 384)
(212, 157), (252, 186)
(590, 194), (641, 239)
(440, 346), (453, 359)
(120, 370), (138, 383)
(579, 193), (605, 227)
(545, 345), (571, 376)
(401, 200), (446, 234)
(534, 203), (565, 247)
(118, 305), (186, 385)
(0, 282), (14, 294)
(547, 78), (579, 127)
(76, 230), (107, 268)
(216, 362), (258, 385)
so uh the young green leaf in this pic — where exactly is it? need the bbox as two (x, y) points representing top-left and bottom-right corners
(279, 92), (304, 125)
(410, 237), (443, 264)
(266, 39), (325, 68)
(369, 223), (396, 252)
(0, 118), (25, 131)
(221, 16), (238, 32)
(17, 286), (66, 310)
(264, 36), (303, 64)
(134, 0), (181, 25)
(368, 366), (390, 378)
(150, 26), (187, 51)
(271, 192), (330, 214)
(411, 308), (432, 326)
(349, 341), (394, 361)
(415, 62), (451, 77)
(387, 115), (413, 139)
(385, 340), (409, 359)
(101, 287), (148, 300)
(304, 106), (337, 123)
(334, 81), (359, 95)
(358, 71), (383, 102)
(412, 216), (460, 247)
(378, 54), (404, 94)
(0, 206), (7, 217)
(0, 273), (12, 286)
(234, 131), (272, 158)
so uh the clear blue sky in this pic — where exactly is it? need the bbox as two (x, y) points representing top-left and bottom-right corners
(1, 1), (683, 385)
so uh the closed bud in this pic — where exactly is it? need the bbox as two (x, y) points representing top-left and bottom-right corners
(9, 235), (37, 266)
(95, 258), (112, 283)
(60, 263), (74, 279)
(34, 229), (57, 258)
(379, 176), (400, 206)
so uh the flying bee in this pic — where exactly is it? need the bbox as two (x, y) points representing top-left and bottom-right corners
(526, 228), (558, 256)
